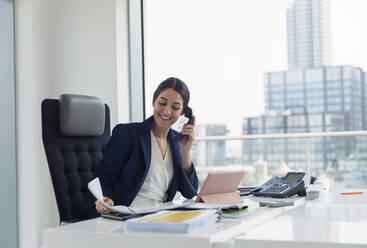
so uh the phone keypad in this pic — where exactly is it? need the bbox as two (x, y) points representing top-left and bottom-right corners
(263, 185), (289, 193)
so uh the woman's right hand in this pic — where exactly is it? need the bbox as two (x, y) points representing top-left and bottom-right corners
(95, 196), (114, 214)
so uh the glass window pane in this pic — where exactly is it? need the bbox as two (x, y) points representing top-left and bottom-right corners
(305, 68), (323, 82)
(286, 70), (303, 84)
(143, 1), (367, 186)
(352, 68), (361, 81)
(326, 67), (341, 80)
(271, 72), (284, 85)
(343, 66), (352, 79)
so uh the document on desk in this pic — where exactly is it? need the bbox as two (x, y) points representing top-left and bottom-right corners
(124, 209), (220, 233)
(183, 201), (248, 210)
(88, 178), (191, 215)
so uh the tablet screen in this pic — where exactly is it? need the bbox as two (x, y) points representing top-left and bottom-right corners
(198, 171), (245, 196)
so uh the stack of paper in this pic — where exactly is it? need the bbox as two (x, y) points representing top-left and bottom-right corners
(124, 209), (220, 233)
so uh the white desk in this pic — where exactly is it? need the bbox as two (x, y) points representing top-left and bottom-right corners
(43, 198), (304, 248)
(235, 191), (367, 248)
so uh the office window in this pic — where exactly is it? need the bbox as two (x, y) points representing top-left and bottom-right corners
(326, 81), (341, 89)
(306, 83), (323, 90)
(286, 83), (303, 91)
(344, 80), (351, 88)
(310, 126), (323, 132)
(344, 88), (351, 95)
(143, 0), (367, 187)
(286, 70), (303, 83)
(308, 106), (324, 113)
(327, 98), (341, 104)
(352, 68), (362, 81)
(270, 101), (284, 108)
(326, 89), (341, 96)
(144, 0), (295, 137)
(287, 91), (304, 98)
(270, 94), (284, 100)
(307, 90), (323, 97)
(271, 72), (284, 85)
(287, 99), (304, 106)
(352, 82), (361, 91)
(343, 66), (352, 79)
(270, 85), (284, 93)
(305, 68), (323, 82)
(326, 67), (341, 81)
(327, 104), (342, 112)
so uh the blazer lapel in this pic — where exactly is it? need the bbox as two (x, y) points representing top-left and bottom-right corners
(168, 130), (182, 177)
(138, 116), (154, 172)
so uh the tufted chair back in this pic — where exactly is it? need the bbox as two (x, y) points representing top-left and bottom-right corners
(41, 94), (110, 223)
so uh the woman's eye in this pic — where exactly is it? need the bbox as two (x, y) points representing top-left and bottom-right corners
(158, 102), (167, 106)
(172, 107), (180, 111)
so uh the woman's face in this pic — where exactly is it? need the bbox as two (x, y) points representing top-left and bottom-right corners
(152, 88), (184, 130)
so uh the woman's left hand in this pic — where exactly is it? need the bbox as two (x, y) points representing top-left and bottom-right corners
(178, 116), (196, 172)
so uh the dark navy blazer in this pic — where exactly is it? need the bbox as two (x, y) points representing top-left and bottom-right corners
(97, 116), (199, 206)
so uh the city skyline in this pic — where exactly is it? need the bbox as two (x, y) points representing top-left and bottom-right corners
(242, 0), (367, 170)
(144, 0), (367, 136)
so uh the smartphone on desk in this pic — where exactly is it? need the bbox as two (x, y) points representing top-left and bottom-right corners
(102, 212), (143, 221)
(259, 199), (294, 207)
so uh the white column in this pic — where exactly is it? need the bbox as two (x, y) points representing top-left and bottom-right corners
(15, 1), (130, 248)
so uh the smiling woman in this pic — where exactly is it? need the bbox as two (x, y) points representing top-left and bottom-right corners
(152, 77), (190, 130)
(95, 77), (199, 215)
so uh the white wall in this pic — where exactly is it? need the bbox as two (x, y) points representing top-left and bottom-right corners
(48, 0), (121, 126)
(15, 0), (130, 248)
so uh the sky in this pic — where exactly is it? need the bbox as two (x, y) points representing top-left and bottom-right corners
(143, 0), (367, 136)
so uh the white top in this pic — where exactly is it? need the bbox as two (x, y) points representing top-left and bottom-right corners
(130, 131), (174, 207)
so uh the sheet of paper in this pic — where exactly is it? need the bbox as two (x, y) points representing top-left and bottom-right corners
(88, 178), (134, 214)
(88, 177), (193, 215)
(87, 177), (104, 202)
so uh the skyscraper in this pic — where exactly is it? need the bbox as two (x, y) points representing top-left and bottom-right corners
(287, 0), (332, 69)
(243, 66), (366, 170)
(242, 0), (367, 172)
(193, 124), (229, 167)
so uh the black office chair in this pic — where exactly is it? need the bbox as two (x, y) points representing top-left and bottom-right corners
(41, 94), (110, 224)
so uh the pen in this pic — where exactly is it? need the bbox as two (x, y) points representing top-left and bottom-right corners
(340, 192), (363, 195)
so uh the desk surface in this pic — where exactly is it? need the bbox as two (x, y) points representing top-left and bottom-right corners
(43, 198), (304, 248)
(44, 192), (367, 248)
(235, 191), (367, 248)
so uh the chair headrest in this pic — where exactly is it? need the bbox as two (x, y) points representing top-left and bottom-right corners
(59, 94), (105, 136)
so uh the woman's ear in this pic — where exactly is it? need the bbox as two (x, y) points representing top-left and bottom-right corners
(152, 99), (155, 108)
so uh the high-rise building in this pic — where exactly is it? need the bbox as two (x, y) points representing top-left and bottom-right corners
(242, 66), (366, 170)
(287, 0), (331, 69)
(242, 0), (367, 173)
(193, 124), (229, 167)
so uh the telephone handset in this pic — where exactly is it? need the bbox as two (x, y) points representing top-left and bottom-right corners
(173, 106), (198, 196)
(252, 172), (307, 198)
(175, 106), (193, 141)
